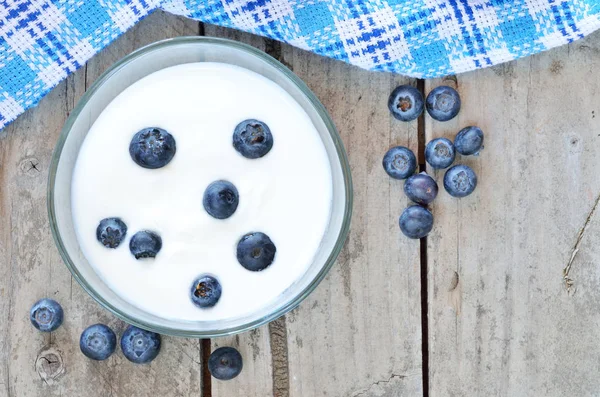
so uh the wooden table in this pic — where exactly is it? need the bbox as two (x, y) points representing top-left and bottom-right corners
(2, 11), (600, 397)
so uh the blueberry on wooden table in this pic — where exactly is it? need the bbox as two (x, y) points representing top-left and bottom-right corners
(399, 205), (434, 239)
(80, 324), (117, 361)
(387, 85), (424, 122)
(444, 164), (478, 198)
(203, 180), (239, 220)
(191, 275), (222, 308)
(96, 217), (127, 248)
(404, 172), (438, 205)
(236, 232), (277, 271)
(426, 86), (461, 122)
(208, 347), (243, 380)
(425, 137), (455, 169)
(454, 126), (484, 155)
(30, 298), (63, 332)
(120, 325), (161, 364)
(382, 146), (417, 180)
(233, 119), (273, 159)
(129, 127), (176, 169)
(129, 230), (162, 259)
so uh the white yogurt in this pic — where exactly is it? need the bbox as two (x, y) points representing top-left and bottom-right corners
(71, 63), (332, 321)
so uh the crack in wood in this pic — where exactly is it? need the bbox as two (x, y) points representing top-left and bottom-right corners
(417, 78), (429, 397)
(35, 348), (65, 385)
(29, 161), (39, 172)
(84, 63), (88, 92)
(89, 363), (117, 397)
(350, 373), (409, 397)
(563, 192), (600, 295)
(264, 38), (293, 70)
(269, 315), (290, 397)
(19, 157), (41, 176)
(174, 341), (202, 365)
(264, 39), (282, 62)
(448, 271), (459, 292)
(201, 339), (211, 397)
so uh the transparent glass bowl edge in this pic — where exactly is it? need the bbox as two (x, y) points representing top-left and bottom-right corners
(47, 36), (353, 338)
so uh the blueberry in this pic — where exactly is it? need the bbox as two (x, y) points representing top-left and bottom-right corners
(120, 325), (161, 364)
(80, 324), (117, 361)
(388, 85), (424, 122)
(129, 231), (162, 259)
(454, 126), (484, 155)
(382, 146), (417, 180)
(208, 347), (243, 380)
(233, 119), (273, 159)
(399, 205), (434, 239)
(425, 138), (455, 169)
(444, 164), (478, 197)
(190, 275), (222, 308)
(129, 127), (176, 169)
(404, 172), (438, 205)
(426, 86), (461, 122)
(30, 298), (63, 332)
(236, 232), (276, 271)
(203, 180), (239, 220)
(96, 218), (127, 249)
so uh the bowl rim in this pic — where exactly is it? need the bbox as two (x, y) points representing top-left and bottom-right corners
(47, 36), (353, 338)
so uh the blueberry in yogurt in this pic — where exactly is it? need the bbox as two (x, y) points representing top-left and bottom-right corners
(129, 231), (162, 259)
(80, 324), (117, 361)
(30, 298), (63, 332)
(120, 325), (161, 364)
(96, 217), (127, 248)
(129, 127), (176, 169)
(233, 119), (273, 159)
(237, 232), (276, 271)
(203, 180), (239, 219)
(191, 275), (222, 308)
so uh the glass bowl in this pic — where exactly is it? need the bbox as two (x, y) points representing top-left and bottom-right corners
(48, 37), (352, 338)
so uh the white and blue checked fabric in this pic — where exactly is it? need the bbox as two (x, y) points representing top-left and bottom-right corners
(1, 0), (599, 130)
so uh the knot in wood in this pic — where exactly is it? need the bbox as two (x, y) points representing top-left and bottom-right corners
(35, 347), (65, 385)
(19, 157), (41, 177)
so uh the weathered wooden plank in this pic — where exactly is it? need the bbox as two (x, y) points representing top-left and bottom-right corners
(210, 328), (274, 397)
(426, 31), (600, 396)
(282, 42), (423, 397)
(205, 24), (424, 397)
(203, 25), (276, 397)
(0, 11), (202, 397)
(206, 22), (422, 396)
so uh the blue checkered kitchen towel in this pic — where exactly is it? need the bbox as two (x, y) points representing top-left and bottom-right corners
(1, 0), (599, 130)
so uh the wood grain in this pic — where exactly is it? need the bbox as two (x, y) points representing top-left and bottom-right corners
(426, 30), (600, 396)
(203, 25), (276, 397)
(204, 25), (424, 397)
(0, 11), (202, 397)
(282, 40), (423, 397)
(7, 10), (600, 397)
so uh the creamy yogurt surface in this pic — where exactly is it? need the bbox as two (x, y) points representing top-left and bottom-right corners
(71, 63), (332, 321)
